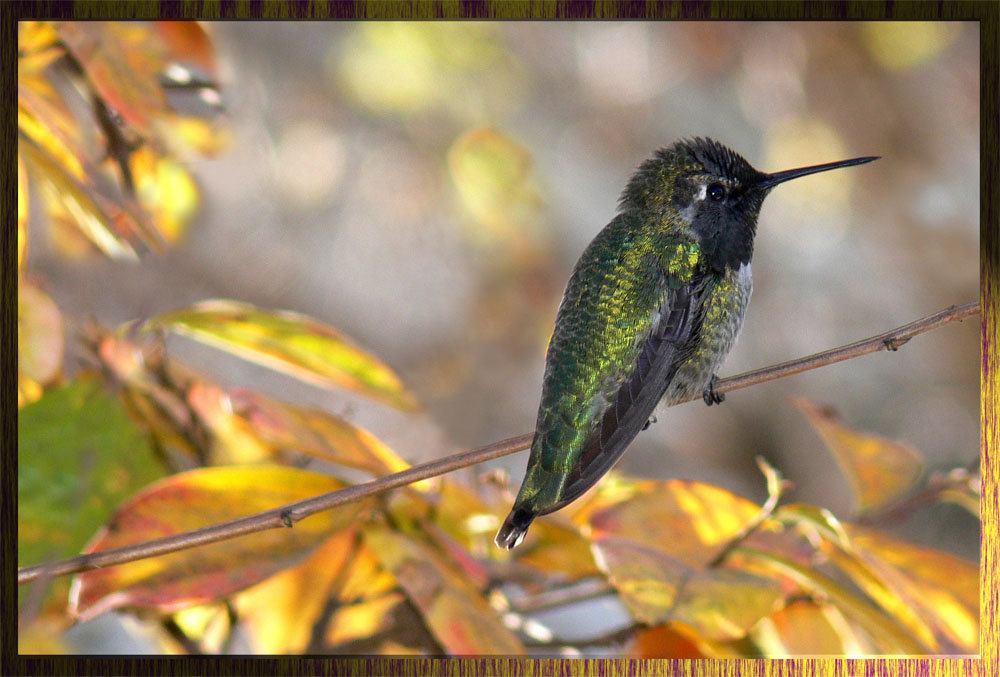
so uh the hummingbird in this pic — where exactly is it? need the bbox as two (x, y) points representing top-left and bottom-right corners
(495, 137), (877, 550)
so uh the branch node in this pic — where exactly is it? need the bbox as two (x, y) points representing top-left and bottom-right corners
(281, 511), (294, 528)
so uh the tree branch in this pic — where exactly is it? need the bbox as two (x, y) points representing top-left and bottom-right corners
(17, 301), (979, 586)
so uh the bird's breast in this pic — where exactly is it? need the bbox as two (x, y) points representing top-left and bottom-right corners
(663, 262), (752, 404)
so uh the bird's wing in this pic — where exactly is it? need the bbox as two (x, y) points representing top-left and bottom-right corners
(553, 275), (706, 509)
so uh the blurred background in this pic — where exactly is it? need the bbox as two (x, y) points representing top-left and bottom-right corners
(30, 20), (979, 570)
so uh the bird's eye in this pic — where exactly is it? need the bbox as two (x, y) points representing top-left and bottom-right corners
(708, 183), (726, 201)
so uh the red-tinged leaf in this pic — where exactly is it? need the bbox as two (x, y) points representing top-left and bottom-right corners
(794, 398), (923, 513)
(421, 522), (491, 589)
(186, 382), (273, 464)
(592, 536), (782, 640)
(18, 280), (65, 390)
(737, 547), (929, 654)
(151, 299), (419, 411)
(750, 599), (866, 656)
(152, 22), (217, 76)
(69, 465), (363, 621)
(364, 527), (524, 655)
(584, 479), (762, 568)
(56, 22), (168, 138)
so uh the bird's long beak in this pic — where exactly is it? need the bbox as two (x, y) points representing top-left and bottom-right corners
(758, 155), (879, 190)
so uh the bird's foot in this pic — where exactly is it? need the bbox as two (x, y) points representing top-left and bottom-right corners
(642, 415), (658, 431)
(702, 375), (725, 406)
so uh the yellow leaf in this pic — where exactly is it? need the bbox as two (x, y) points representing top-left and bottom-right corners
(18, 86), (87, 181)
(152, 299), (420, 411)
(19, 21), (61, 55)
(21, 136), (142, 260)
(234, 530), (359, 653)
(18, 153), (28, 269)
(326, 592), (405, 648)
(129, 146), (200, 243)
(847, 525), (978, 652)
(593, 537), (782, 640)
(739, 547), (929, 654)
(794, 398), (923, 513)
(448, 127), (544, 248)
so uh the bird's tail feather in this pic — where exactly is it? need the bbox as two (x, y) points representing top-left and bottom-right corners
(495, 507), (536, 550)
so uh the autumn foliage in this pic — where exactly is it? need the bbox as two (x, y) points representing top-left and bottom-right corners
(17, 22), (979, 656)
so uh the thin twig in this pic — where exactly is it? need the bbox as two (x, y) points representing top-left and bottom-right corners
(17, 301), (979, 586)
(508, 578), (615, 614)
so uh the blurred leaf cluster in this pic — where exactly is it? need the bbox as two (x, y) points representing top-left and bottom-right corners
(18, 22), (979, 657)
(17, 21), (228, 407)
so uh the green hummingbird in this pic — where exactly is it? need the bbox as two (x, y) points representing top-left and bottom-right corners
(495, 137), (877, 550)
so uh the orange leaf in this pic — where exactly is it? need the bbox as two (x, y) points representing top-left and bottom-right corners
(584, 478), (761, 568)
(794, 398), (923, 512)
(69, 465), (363, 620)
(152, 22), (217, 76)
(751, 599), (865, 656)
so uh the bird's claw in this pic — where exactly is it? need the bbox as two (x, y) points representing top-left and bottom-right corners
(642, 415), (658, 431)
(703, 375), (725, 406)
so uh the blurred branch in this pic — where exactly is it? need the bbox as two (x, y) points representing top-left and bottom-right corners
(856, 466), (980, 526)
(17, 301), (979, 586)
(507, 577), (615, 614)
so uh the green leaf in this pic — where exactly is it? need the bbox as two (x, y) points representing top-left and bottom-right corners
(151, 300), (419, 411)
(18, 377), (164, 569)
